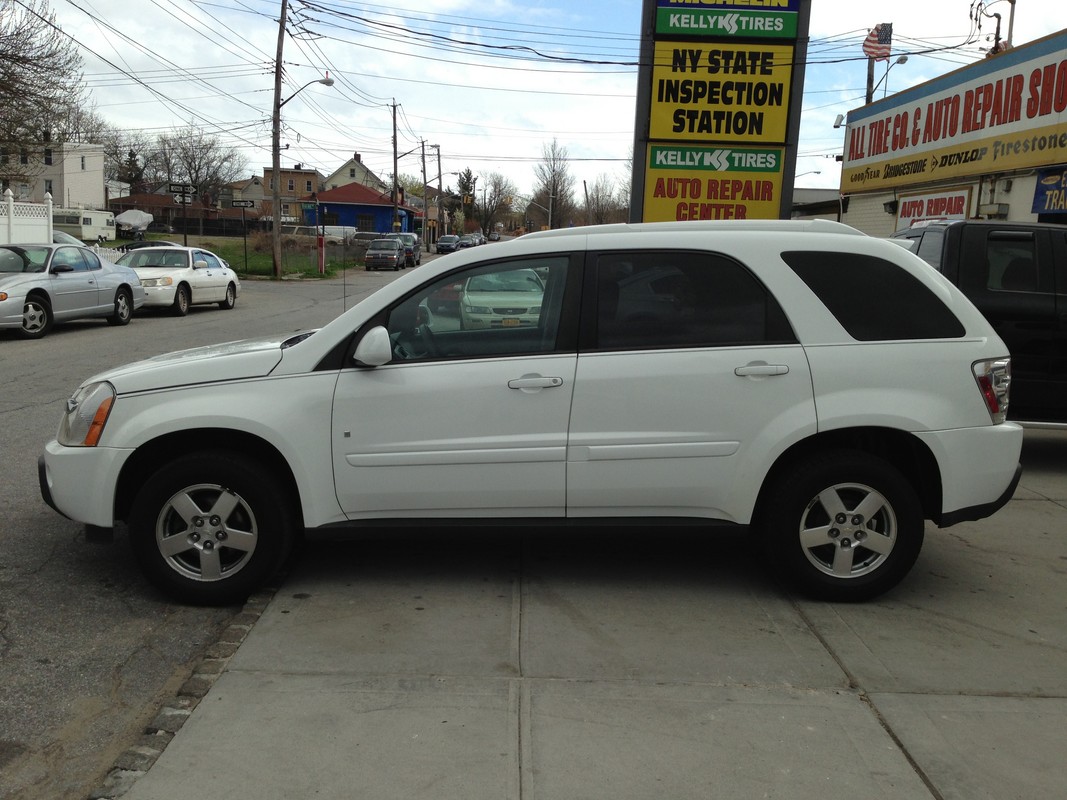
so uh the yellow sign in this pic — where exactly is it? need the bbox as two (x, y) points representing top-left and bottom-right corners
(840, 30), (1067, 193)
(649, 40), (793, 143)
(643, 144), (783, 221)
(842, 122), (1067, 192)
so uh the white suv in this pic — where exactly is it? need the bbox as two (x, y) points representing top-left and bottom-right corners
(39, 220), (1022, 605)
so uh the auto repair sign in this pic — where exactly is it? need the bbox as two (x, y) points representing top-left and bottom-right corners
(841, 29), (1067, 193)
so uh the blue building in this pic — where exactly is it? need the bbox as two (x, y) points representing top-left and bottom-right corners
(299, 183), (417, 234)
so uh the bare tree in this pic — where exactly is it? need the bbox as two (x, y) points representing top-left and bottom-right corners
(532, 138), (576, 229)
(480, 171), (518, 235)
(585, 173), (629, 226)
(150, 126), (248, 200)
(0, 0), (85, 185)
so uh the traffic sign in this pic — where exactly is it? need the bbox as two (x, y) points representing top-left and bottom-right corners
(231, 200), (255, 208)
(169, 183), (196, 194)
(173, 194), (193, 204)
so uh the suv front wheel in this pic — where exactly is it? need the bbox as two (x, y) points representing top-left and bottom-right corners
(758, 450), (924, 601)
(128, 451), (298, 605)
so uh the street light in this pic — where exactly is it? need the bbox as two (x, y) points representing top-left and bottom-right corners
(866, 55), (908, 103)
(271, 75), (334, 278)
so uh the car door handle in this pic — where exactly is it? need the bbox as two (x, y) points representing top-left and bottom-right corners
(734, 363), (789, 377)
(508, 376), (564, 390)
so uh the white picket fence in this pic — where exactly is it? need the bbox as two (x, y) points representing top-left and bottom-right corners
(0, 189), (53, 244)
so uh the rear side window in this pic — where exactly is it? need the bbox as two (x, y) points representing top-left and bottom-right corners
(914, 228), (945, 268)
(782, 251), (965, 340)
(595, 251), (795, 349)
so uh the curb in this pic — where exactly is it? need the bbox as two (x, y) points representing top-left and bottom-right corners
(86, 587), (278, 800)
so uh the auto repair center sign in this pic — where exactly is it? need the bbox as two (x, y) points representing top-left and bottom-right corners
(841, 28), (1067, 193)
(632, 0), (811, 222)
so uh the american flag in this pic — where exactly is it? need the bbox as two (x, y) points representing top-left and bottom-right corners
(862, 23), (893, 61)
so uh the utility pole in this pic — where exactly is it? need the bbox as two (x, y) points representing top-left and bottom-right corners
(420, 140), (429, 251)
(270, 0), (288, 278)
(391, 101), (399, 231)
(432, 144), (443, 235)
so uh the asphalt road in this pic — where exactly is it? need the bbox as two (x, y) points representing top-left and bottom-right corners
(0, 265), (407, 800)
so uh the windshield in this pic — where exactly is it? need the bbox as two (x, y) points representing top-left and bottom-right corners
(467, 270), (543, 293)
(0, 246), (49, 273)
(118, 250), (188, 268)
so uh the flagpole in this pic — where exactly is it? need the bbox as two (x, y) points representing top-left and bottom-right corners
(866, 57), (875, 104)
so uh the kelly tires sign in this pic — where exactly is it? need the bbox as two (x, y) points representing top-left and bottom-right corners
(631, 0), (810, 222)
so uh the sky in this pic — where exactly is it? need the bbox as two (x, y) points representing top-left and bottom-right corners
(40, 0), (1065, 200)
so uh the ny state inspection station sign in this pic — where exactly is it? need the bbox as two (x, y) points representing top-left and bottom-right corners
(632, 0), (810, 222)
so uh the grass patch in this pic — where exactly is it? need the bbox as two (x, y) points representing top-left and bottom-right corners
(115, 232), (368, 279)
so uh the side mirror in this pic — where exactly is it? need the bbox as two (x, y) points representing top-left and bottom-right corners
(193, 259), (209, 269)
(352, 325), (393, 367)
(50, 264), (74, 274)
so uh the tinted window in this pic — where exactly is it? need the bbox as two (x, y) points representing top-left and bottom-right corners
(783, 251), (965, 340)
(971, 230), (1043, 293)
(914, 228), (945, 268)
(595, 251), (794, 349)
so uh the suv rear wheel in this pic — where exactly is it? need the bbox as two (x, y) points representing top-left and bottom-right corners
(758, 450), (924, 601)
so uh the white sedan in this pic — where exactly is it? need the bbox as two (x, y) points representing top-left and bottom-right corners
(116, 246), (240, 316)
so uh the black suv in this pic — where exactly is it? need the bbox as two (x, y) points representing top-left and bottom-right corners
(891, 220), (1067, 425)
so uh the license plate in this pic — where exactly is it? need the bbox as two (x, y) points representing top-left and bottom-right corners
(500, 317), (521, 327)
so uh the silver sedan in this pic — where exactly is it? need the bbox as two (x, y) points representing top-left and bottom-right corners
(0, 243), (146, 339)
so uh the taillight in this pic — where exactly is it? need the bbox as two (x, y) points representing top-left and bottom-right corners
(973, 358), (1011, 423)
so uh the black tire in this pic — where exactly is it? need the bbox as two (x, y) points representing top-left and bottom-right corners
(172, 284), (191, 316)
(218, 282), (237, 310)
(756, 450), (924, 602)
(107, 288), (133, 326)
(19, 294), (53, 339)
(128, 451), (298, 605)
(393, 261), (400, 271)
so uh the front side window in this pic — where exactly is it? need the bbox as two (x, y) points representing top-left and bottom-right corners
(51, 247), (88, 272)
(384, 257), (570, 362)
(595, 251), (794, 350)
(196, 251), (222, 269)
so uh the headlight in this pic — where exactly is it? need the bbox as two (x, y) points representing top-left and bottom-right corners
(141, 277), (174, 288)
(58, 382), (116, 447)
(465, 305), (492, 314)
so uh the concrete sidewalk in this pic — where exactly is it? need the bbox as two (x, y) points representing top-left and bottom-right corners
(100, 432), (1067, 800)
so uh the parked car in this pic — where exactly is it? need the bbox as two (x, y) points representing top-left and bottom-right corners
(364, 238), (405, 271)
(456, 235), (476, 249)
(282, 226), (347, 246)
(117, 240), (181, 253)
(458, 267), (545, 330)
(146, 222), (174, 234)
(52, 230), (86, 245)
(890, 219), (1067, 424)
(488, 232), (501, 241)
(39, 219), (1021, 605)
(0, 243), (145, 339)
(116, 246), (239, 316)
(383, 232), (421, 267)
(435, 234), (460, 254)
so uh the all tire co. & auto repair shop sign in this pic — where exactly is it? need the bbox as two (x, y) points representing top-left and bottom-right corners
(841, 28), (1067, 194)
(630, 0), (811, 222)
